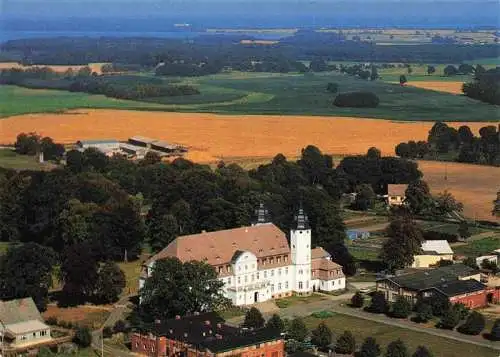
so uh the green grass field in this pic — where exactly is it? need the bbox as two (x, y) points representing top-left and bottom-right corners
(304, 313), (499, 357)
(2, 69), (499, 122)
(453, 235), (500, 257)
(0, 148), (56, 170)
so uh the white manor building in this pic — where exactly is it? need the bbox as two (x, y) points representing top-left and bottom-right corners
(140, 205), (346, 306)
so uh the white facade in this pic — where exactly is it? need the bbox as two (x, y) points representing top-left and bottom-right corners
(140, 209), (346, 307)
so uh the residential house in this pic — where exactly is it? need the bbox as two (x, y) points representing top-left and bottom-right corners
(0, 298), (52, 350)
(376, 263), (492, 307)
(131, 312), (284, 357)
(141, 205), (345, 306)
(412, 240), (454, 268)
(385, 184), (407, 206)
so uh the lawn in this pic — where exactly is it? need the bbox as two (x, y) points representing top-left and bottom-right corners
(118, 258), (144, 297)
(275, 293), (327, 308)
(0, 148), (57, 170)
(43, 305), (111, 329)
(304, 313), (499, 357)
(453, 236), (500, 257)
(2, 70), (499, 122)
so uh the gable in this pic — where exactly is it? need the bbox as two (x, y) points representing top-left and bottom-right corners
(0, 298), (43, 325)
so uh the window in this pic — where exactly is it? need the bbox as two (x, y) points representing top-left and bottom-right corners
(33, 332), (36, 337)
(251, 274), (255, 281)
(228, 277), (231, 285)
(270, 257), (274, 264)
(41, 330), (46, 337)
(278, 283), (282, 290)
(270, 270), (274, 277)
(264, 271), (267, 278)
(227, 265), (231, 272)
(245, 275), (248, 283)
(278, 268), (281, 276)
(238, 277), (241, 284)
(298, 282), (303, 289)
(262, 258), (267, 265)
(285, 282), (288, 289)
(271, 284), (275, 292)
(256, 272), (260, 280)
(299, 269), (303, 275)
(284, 255), (288, 262)
(306, 281), (309, 289)
(285, 267), (288, 274)
(277, 256), (281, 263)
(218, 266), (222, 273)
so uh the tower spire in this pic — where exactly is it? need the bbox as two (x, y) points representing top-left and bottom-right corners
(254, 202), (269, 225)
(294, 205), (310, 230)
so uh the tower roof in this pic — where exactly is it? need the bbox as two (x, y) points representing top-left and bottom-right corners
(254, 202), (270, 225)
(294, 207), (310, 230)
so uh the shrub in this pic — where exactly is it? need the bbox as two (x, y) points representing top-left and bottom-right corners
(311, 322), (332, 351)
(243, 307), (265, 329)
(358, 336), (381, 357)
(385, 339), (409, 357)
(439, 306), (461, 329)
(335, 330), (356, 354)
(266, 314), (285, 332)
(73, 327), (92, 348)
(351, 292), (365, 308)
(390, 296), (412, 318)
(489, 319), (500, 341)
(333, 91), (380, 108)
(457, 311), (485, 335)
(113, 320), (128, 334)
(326, 82), (339, 93)
(45, 316), (58, 326)
(365, 291), (388, 314)
(287, 317), (308, 342)
(102, 326), (113, 338)
(415, 303), (433, 323)
(412, 346), (434, 357)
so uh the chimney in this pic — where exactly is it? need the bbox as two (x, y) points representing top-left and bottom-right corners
(175, 315), (181, 320)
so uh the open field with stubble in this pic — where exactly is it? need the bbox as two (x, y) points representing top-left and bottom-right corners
(1, 109), (498, 221)
(0, 62), (107, 74)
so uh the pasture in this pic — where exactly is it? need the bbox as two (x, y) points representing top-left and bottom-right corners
(2, 70), (499, 121)
(304, 313), (499, 357)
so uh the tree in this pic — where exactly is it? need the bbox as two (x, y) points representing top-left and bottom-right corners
(427, 66), (436, 75)
(440, 306), (461, 329)
(359, 337), (381, 357)
(489, 319), (500, 341)
(326, 82), (339, 93)
(0, 243), (56, 311)
(40, 136), (65, 161)
(83, 148), (109, 172)
(458, 63), (475, 75)
(266, 314), (285, 332)
(412, 346), (434, 357)
(137, 257), (228, 323)
(60, 243), (99, 305)
(366, 292), (388, 314)
(391, 296), (412, 318)
(66, 149), (85, 173)
(73, 326), (92, 347)
(457, 125), (474, 144)
(405, 180), (433, 215)
(14, 132), (41, 155)
(457, 311), (485, 335)
(367, 147), (381, 160)
(380, 215), (423, 271)
(147, 213), (179, 253)
(287, 317), (308, 342)
(395, 142), (411, 158)
(399, 75), (407, 85)
(351, 291), (365, 308)
(77, 66), (92, 77)
(458, 220), (471, 239)
(298, 145), (332, 185)
(407, 66), (413, 74)
(433, 191), (463, 215)
(385, 339), (409, 357)
(335, 330), (355, 354)
(493, 191), (500, 217)
(311, 322), (332, 351)
(309, 58), (328, 72)
(95, 261), (126, 304)
(352, 184), (376, 211)
(444, 65), (458, 76)
(463, 257), (478, 269)
(415, 302), (433, 323)
(370, 66), (379, 81)
(243, 307), (265, 329)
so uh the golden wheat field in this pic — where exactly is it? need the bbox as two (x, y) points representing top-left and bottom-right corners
(0, 62), (107, 74)
(418, 161), (499, 222)
(408, 81), (465, 94)
(1, 109), (497, 220)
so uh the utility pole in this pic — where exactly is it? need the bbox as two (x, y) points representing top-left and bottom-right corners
(101, 328), (104, 357)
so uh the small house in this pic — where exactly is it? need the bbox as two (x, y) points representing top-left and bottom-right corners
(346, 229), (371, 240)
(0, 297), (52, 349)
(412, 240), (454, 268)
(386, 184), (408, 206)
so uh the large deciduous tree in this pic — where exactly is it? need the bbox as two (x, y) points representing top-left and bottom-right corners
(0, 243), (56, 311)
(147, 213), (179, 253)
(266, 314), (285, 332)
(287, 317), (308, 342)
(243, 307), (265, 329)
(380, 215), (423, 271)
(137, 257), (228, 323)
(95, 261), (126, 304)
(405, 180), (433, 214)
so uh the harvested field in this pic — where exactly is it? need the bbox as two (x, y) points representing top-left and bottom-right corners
(240, 40), (279, 45)
(43, 305), (111, 329)
(0, 62), (107, 74)
(1, 110), (497, 221)
(408, 81), (465, 94)
(418, 160), (500, 222)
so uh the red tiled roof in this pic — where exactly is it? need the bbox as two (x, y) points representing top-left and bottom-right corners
(388, 184), (407, 197)
(145, 223), (289, 266)
(311, 247), (330, 260)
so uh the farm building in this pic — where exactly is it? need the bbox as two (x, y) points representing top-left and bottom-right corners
(385, 184), (407, 206)
(75, 139), (120, 155)
(375, 263), (496, 308)
(412, 240), (454, 268)
(119, 143), (148, 159)
(128, 136), (157, 148)
(151, 140), (186, 154)
(346, 228), (371, 240)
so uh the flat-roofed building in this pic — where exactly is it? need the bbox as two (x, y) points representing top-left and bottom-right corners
(128, 136), (157, 148)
